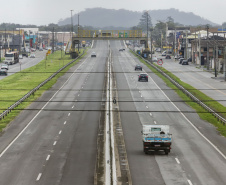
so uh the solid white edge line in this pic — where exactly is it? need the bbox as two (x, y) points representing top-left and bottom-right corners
(36, 173), (42, 181)
(175, 158), (180, 164)
(187, 179), (193, 185)
(46, 155), (50, 161)
(0, 54), (89, 158)
(150, 76), (226, 160)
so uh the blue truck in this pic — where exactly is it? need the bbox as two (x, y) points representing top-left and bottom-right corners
(142, 125), (172, 155)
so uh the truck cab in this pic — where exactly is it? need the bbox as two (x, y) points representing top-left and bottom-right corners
(142, 125), (172, 155)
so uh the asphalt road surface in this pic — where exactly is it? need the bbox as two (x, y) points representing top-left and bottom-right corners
(0, 41), (226, 185)
(0, 41), (107, 185)
(112, 40), (226, 185)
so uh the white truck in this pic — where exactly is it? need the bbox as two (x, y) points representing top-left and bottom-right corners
(4, 51), (19, 65)
(142, 125), (172, 155)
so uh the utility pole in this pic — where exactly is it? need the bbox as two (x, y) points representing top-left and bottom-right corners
(78, 12), (80, 53)
(207, 25), (210, 70)
(174, 29), (176, 56)
(215, 45), (218, 77)
(52, 27), (54, 53)
(13, 28), (14, 51)
(185, 30), (188, 59)
(224, 46), (226, 81)
(160, 31), (162, 52)
(70, 10), (74, 42)
(5, 28), (6, 55)
(199, 31), (201, 67)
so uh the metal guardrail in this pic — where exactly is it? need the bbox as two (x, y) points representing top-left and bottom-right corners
(0, 50), (85, 120)
(130, 49), (226, 125)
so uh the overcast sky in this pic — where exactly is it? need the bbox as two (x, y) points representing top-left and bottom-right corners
(1, 0), (225, 26)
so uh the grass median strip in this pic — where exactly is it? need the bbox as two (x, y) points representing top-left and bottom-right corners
(130, 51), (226, 137)
(0, 50), (86, 131)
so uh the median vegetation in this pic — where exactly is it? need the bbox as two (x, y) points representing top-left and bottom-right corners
(0, 50), (85, 131)
(130, 50), (226, 137)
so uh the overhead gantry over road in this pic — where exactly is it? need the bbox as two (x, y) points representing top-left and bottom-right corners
(66, 30), (148, 58)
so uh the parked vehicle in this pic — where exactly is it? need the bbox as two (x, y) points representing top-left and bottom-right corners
(142, 125), (172, 155)
(138, 73), (148, 82)
(179, 58), (185, 64)
(187, 57), (192, 62)
(165, 55), (171, 59)
(162, 51), (166, 56)
(0, 69), (8, 76)
(91, 52), (96, 57)
(4, 51), (19, 65)
(19, 54), (23, 59)
(135, 64), (142, 71)
(182, 60), (189, 65)
(119, 48), (124, 51)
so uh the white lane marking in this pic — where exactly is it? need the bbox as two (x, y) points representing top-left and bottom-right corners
(53, 141), (57, 146)
(150, 113), (152, 116)
(36, 173), (42, 181)
(175, 158), (180, 164)
(0, 54), (89, 158)
(64, 121), (67, 125)
(78, 94), (80, 96)
(72, 105), (74, 108)
(141, 95), (142, 97)
(146, 106), (148, 109)
(82, 86), (83, 89)
(59, 130), (62, 135)
(46, 155), (50, 161)
(150, 76), (226, 160)
(68, 113), (71, 116)
(154, 121), (157, 125)
(187, 179), (193, 185)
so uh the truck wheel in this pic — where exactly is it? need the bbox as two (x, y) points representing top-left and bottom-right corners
(165, 150), (169, 155)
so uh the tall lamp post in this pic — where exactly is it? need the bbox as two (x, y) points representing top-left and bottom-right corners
(0, 46), (2, 61)
(78, 12), (80, 53)
(70, 10), (74, 42)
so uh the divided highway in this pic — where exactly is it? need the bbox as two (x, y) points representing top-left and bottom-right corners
(0, 40), (225, 185)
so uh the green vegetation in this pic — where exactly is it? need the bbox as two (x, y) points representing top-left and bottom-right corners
(130, 50), (226, 137)
(0, 50), (85, 131)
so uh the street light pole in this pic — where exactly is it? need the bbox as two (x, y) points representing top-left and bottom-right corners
(206, 25), (210, 70)
(78, 12), (80, 53)
(70, 10), (74, 42)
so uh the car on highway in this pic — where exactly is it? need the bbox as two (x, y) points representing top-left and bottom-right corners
(162, 51), (166, 56)
(30, 53), (35, 58)
(165, 55), (171, 59)
(0, 69), (7, 76)
(179, 58), (185, 64)
(182, 60), (189, 65)
(39, 48), (43, 51)
(19, 54), (23, 59)
(187, 57), (192, 62)
(1, 64), (9, 70)
(91, 52), (96, 57)
(119, 48), (124, 51)
(31, 48), (36, 52)
(138, 73), (148, 82)
(135, 64), (142, 71)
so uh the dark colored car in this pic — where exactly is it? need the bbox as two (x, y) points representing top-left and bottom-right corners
(119, 49), (123, 51)
(187, 57), (192, 62)
(0, 69), (7, 76)
(138, 73), (148, 82)
(182, 60), (189, 65)
(179, 58), (185, 64)
(135, 64), (142, 71)
(165, 55), (171, 59)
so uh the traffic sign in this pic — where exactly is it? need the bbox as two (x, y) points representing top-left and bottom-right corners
(157, 59), (163, 66)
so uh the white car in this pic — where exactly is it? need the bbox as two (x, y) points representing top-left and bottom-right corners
(91, 52), (96, 57)
(19, 54), (23, 59)
(1, 64), (9, 70)
(30, 53), (35, 58)
(152, 56), (158, 62)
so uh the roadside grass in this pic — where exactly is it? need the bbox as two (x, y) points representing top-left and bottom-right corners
(0, 50), (86, 131)
(130, 51), (226, 137)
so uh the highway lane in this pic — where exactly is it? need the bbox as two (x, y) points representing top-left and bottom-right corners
(0, 50), (46, 79)
(112, 40), (226, 185)
(0, 41), (107, 184)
